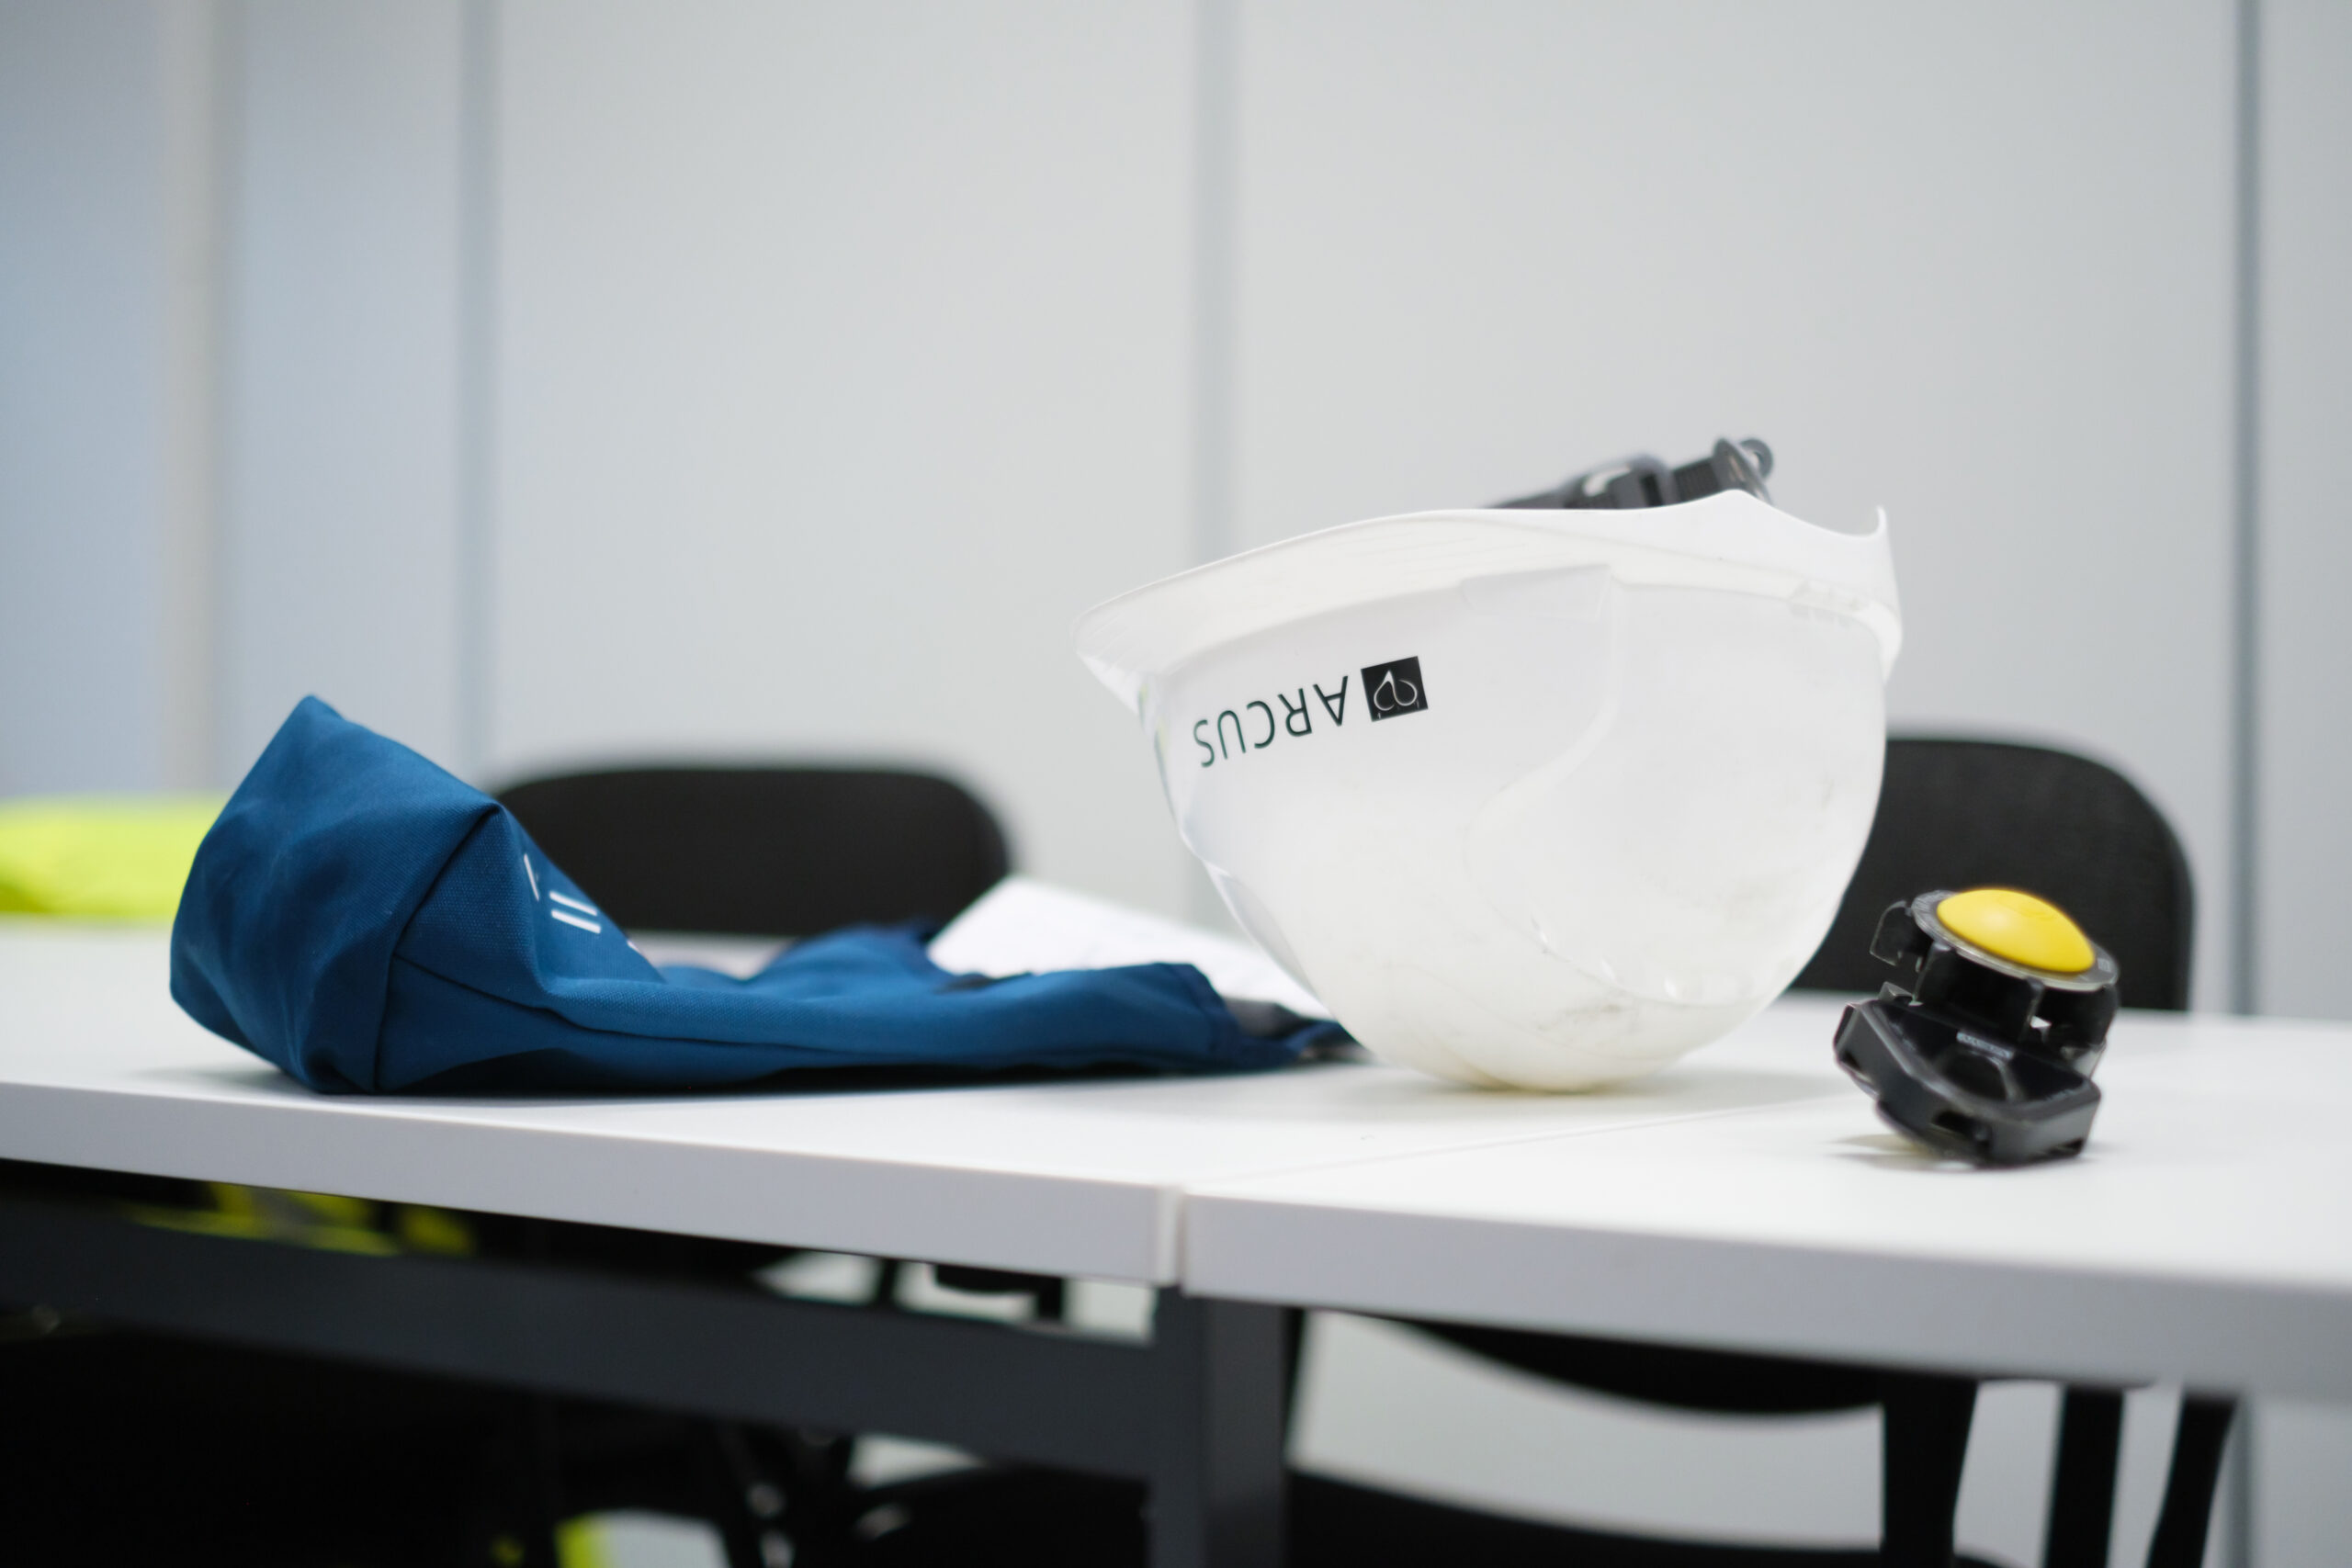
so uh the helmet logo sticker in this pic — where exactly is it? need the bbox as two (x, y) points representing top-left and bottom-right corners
(1363, 658), (1429, 721)
(1188, 660), (1428, 767)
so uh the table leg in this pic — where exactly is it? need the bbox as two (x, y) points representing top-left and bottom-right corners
(2146, 1395), (2236, 1568)
(1882, 1371), (1978, 1568)
(2043, 1386), (2126, 1568)
(1148, 1293), (1288, 1568)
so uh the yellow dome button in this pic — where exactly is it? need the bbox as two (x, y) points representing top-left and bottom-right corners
(1936, 888), (2096, 974)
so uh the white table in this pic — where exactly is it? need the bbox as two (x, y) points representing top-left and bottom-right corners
(0, 923), (1849, 1568)
(0, 924), (1857, 1283)
(5, 922), (2346, 1565)
(1188, 1006), (2352, 1404)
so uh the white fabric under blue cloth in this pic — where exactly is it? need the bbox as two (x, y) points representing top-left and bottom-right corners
(170, 698), (1333, 1093)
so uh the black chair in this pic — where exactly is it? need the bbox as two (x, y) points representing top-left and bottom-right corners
(496, 767), (1193, 1565)
(1799, 738), (2221, 1568)
(494, 763), (1027, 1565)
(497, 764), (1045, 1356)
(1792, 739), (2192, 1010)
(1306, 737), (2214, 1568)
(497, 765), (1010, 938)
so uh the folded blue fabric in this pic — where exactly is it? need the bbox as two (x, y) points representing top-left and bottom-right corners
(171, 698), (1324, 1093)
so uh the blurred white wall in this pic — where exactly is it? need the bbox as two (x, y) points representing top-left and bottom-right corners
(220, 0), (470, 773)
(1232, 0), (2241, 1008)
(9, 0), (2346, 1012)
(17, 0), (2346, 1015)
(5, 0), (2351, 1560)
(490, 0), (1200, 912)
(2255, 0), (2352, 1021)
(0, 0), (213, 793)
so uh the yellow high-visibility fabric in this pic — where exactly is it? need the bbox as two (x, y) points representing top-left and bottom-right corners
(556, 1519), (619, 1568)
(0, 795), (226, 919)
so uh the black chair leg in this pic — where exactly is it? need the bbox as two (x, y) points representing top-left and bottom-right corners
(1280, 1307), (1308, 1413)
(2044, 1386), (2126, 1568)
(515, 1390), (568, 1568)
(2145, 1395), (2236, 1568)
(1882, 1372), (1978, 1568)
(704, 1420), (793, 1568)
(516, 1219), (569, 1568)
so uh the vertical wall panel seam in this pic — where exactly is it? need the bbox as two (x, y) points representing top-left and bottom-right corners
(2225, 22), (2261, 1527)
(2225, 0), (2258, 1537)
(1189, 0), (1238, 570)
(457, 0), (499, 782)
(2229, 0), (2262, 1022)
(1185, 0), (1242, 927)
(207, 0), (248, 787)
(156, 0), (228, 789)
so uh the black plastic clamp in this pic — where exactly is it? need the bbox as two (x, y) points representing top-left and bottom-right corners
(1833, 891), (2120, 1166)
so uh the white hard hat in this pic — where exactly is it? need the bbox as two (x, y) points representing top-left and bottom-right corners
(1074, 488), (1901, 1089)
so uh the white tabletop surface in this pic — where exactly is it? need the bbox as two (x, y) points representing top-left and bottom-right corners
(1188, 1007), (2352, 1400)
(13, 924), (2349, 1395)
(0, 924), (1851, 1283)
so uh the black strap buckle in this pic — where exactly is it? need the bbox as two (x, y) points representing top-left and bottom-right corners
(1498, 436), (1774, 511)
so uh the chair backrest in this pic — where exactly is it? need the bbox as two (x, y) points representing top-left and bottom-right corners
(1406, 737), (2197, 1421)
(1792, 738), (2194, 1010)
(495, 767), (1009, 938)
